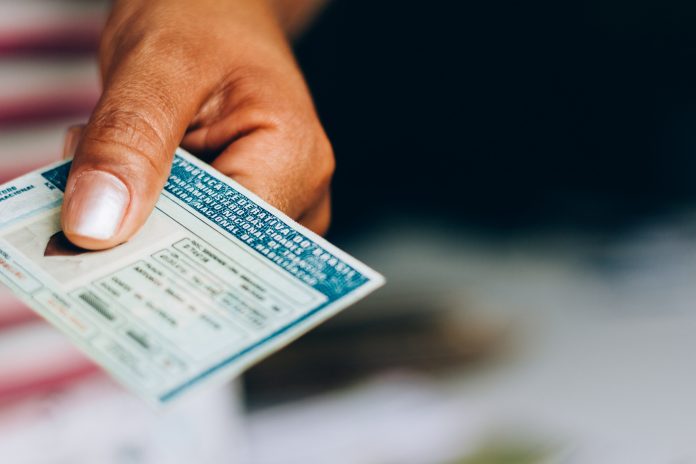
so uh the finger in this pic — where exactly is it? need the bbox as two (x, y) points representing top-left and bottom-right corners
(61, 41), (209, 250)
(62, 124), (85, 159)
(186, 126), (333, 234)
(297, 191), (331, 235)
(207, 127), (334, 222)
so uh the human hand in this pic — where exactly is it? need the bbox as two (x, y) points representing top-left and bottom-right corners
(61, 0), (334, 250)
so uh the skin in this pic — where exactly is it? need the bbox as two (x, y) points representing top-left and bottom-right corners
(61, 0), (334, 250)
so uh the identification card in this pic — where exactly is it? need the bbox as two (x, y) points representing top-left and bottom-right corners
(0, 148), (384, 406)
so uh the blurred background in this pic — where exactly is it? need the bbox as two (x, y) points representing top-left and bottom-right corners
(4, 0), (696, 463)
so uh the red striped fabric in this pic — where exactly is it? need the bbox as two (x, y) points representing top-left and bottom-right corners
(0, 0), (105, 400)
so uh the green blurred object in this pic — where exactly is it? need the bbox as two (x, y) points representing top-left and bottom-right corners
(451, 442), (549, 464)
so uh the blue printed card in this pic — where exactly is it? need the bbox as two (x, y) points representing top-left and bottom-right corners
(0, 148), (384, 406)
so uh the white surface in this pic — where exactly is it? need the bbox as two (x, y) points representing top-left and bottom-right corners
(0, 376), (248, 464)
(247, 220), (696, 463)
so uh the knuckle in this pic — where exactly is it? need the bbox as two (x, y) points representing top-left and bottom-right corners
(314, 220), (330, 236)
(132, 30), (185, 61)
(105, 24), (206, 89)
(315, 132), (335, 185)
(319, 209), (332, 235)
(310, 197), (332, 236)
(130, 30), (204, 79)
(89, 107), (166, 154)
(83, 107), (169, 175)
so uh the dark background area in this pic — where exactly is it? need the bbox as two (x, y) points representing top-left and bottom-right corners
(295, 0), (696, 241)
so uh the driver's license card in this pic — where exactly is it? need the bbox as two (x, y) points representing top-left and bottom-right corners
(0, 148), (384, 406)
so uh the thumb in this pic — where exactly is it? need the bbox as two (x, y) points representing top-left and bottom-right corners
(61, 52), (204, 250)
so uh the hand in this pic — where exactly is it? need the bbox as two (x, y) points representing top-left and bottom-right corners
(61, 0), (334, 250)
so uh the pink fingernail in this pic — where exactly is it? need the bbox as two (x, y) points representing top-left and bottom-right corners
(64, 171), (129, 240)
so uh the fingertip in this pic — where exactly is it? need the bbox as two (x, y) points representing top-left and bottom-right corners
(61, 170), (130, 250)
(298, 193), (331, 236)
(60, 230), (123, 251)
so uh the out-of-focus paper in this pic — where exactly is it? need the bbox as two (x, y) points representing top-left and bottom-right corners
(0, 148), (384, 406)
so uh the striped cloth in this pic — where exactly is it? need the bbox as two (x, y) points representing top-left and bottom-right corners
(0, 0), (104, 401)
(0, 3), (248, 462)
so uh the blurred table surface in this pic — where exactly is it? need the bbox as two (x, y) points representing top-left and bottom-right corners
(246, 218), (696, 464)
